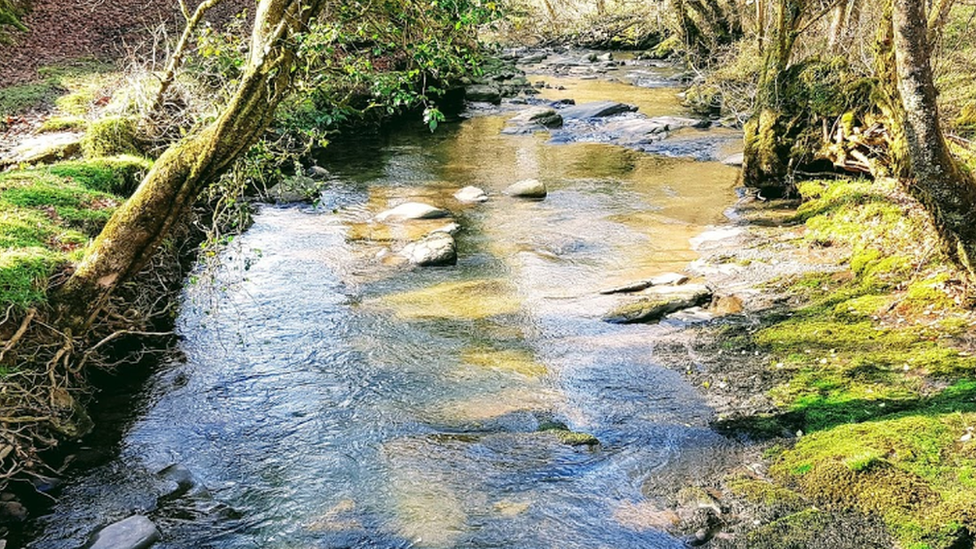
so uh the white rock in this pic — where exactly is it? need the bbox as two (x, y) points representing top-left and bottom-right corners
(375, 202), (451, 222)
(454, 186), (489, 203)
(505, 179), (547, 199)
(399, 232), (457, 266)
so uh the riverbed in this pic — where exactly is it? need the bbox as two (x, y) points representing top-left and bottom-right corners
(28, 51), (746, 549)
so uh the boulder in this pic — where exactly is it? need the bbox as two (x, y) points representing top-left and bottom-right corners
(502, 107), (563, 135)
(399, 232), (457, 266)
(1, 132), (82, 166)
(157, 463), (210, 501)
(505, 179), (547, 199)
(375, 202), (451, 222)
(603, 286), (712, 324)
(560, 101), (637, 119)
(85, 515), (160, 549)
(454, 186), (489, 203)
(465, 84), (502, 104)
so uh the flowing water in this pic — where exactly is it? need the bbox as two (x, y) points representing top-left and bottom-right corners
(29, 64), (745, 549)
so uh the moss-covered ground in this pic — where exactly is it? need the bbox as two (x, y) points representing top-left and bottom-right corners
(711, 176), (976, 549)
(0, 156), (150, 310)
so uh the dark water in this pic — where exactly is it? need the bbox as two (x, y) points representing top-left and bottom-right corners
(28, 69), (744, 549)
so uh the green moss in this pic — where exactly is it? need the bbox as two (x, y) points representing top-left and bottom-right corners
(0, 81), (63, 117)
(649, 35), (681, 59)
(772, 413), (976, 548)
(0, 248), (60, 310)
(728, 477), (808, 512)
(81, 116), (140, 158)
(0, 159), (128, 309)
(38, 116), (88, 133)
(48, 155), (151, 196)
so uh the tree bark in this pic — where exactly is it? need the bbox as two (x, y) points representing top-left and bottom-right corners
(53, 0), (328, 330)
(880, 0), (976, 275)
(741, 0), (804, 190)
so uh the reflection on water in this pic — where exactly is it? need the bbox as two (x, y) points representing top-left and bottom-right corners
(29, 71), (742, 549)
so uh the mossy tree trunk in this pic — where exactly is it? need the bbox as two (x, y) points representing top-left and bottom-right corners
(53, 0), (327, 330)
(741, 0), (804, 191)
(671, 0), (741, 59)
(876, 0), (976, 275)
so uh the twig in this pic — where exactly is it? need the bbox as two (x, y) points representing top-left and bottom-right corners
(0, 308), (36, 363)
(75, 330), (173, 372)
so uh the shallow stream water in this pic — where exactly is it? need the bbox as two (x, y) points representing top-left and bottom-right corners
(29, 58), (744, 549)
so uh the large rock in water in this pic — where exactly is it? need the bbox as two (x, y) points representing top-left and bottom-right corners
(85, 515), (160, 549)
(375, 202), (451, 222)
(505, 179), (547, 199)
(399, 232), (457, 266)
(603, 286), (712, 324)
(502, 107), (563, 134)
(559, 101), (637, 119)
(464, 84), (502, 104)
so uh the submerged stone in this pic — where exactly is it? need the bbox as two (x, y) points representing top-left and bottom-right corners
(157, 463), (210, 501)
(461, 347), (548, 377)
(599, 272), (690, 295)
(376, 279), (520, 320)
(85, 515), (160, 549)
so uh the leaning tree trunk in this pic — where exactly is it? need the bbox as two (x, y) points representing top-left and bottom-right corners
(877, 0), (976, 275)
(54, 0), (327, 330)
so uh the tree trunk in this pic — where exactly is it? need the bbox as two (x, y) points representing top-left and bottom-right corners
(742, 0), (804, 190)
(878, 0), (976, 275)
(53, 0), (327, 330)
(827, 0), (849, 51)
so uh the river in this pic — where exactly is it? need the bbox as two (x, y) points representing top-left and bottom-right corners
(28, 52), (745, 549)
